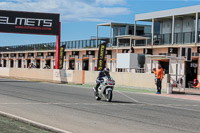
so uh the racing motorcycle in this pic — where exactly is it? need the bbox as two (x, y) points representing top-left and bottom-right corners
(93, 76), (115, 102)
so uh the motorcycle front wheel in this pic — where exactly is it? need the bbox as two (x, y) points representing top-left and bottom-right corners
(106, 90), (112, 102)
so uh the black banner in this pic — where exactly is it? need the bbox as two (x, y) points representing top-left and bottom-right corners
(97, 42), (107, 71)
(143, 48), (152, 55)
(168, 48), (178, 54)
(0, 10), (60, 35)
(197, 47), (200, 53)
(59, 45), (66, 69)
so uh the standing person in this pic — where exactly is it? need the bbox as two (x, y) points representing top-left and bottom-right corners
(153, 64), (164, 94)
(28, 63), (32, 69)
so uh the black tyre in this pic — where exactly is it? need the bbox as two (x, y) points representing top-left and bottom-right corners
(95, 96), (101, 100)
(106, 90), (112, 102)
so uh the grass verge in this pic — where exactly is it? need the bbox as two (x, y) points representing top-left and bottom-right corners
(0, 115), (54, 133)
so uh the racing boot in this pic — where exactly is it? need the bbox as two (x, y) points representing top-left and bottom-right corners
(93, 87), (99, 96)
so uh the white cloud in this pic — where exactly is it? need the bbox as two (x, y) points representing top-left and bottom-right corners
(96, 0), (126, 6)
(0, 0), (131, 22)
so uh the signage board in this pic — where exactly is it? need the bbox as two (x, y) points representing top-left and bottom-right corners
(97, 42), (107, 71)
(59, 45), (66, 69)
(0, 10), (60, 35)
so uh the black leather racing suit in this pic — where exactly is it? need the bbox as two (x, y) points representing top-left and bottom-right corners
(94, 70), (110, 91)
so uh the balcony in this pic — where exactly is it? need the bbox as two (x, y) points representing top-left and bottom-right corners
(2, 56), (9, 59)
(174, 32), (195, 44)
(10, 56), (16, 59)
(153, 32), (195, 45)
(65, 40), (99, 49)
(153, 33), (171, 45)
(35, 56), (44, 59)
(83, 55), (95, 58)
(192, 52), (199, 57)
(27, 56), (34, 58)
(46, 56), (54, 59)
(69, 55), (78, 58)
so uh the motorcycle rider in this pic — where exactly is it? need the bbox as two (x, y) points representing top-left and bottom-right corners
(94, 68), (110, 95)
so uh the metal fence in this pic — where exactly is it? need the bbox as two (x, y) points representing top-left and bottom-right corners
(0, 32), (198, 52)
(0, 40), (104, 52)
(154, 32), (195, 45)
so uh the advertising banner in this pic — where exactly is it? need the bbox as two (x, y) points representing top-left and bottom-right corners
(59, 45), (66, 69)
(97, 42), (107, 71)
(0, 10), (60, 35)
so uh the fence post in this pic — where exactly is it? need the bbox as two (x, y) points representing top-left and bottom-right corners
(167, 74), (172, 94)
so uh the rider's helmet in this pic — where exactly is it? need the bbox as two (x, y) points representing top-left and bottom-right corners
(104, 68), (110, 75)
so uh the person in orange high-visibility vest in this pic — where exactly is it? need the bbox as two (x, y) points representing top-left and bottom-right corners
(153, 64), (164, 94)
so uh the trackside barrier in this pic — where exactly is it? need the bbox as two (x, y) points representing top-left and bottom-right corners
(0, 68), (168, 90)
(0, 68), (9, 77)
(0, 68), (83, 84)
(84, 71), (168, 90)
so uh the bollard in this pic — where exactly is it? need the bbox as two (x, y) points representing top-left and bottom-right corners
(167, 83), (172, 94)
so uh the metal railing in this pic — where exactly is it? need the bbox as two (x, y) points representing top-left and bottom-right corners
(174, 32), (195, 44)
(153, 32), (195, 45)
(0, 32), (198, 53)
(0, 39), (105, 52)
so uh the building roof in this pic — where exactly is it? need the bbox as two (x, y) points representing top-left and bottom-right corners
(135, 5), (200, 21)
(97, 22), (133, 27)
(97, 22), (151, 27)
(116, 35), (150, 40)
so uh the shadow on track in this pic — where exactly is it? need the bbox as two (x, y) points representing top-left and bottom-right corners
(111, 101), (135, 104)
(0, 80), (34, 83)
(100, 100), (137, 104)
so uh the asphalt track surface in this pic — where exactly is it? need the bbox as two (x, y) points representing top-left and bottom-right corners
(0, 78), (200, 133)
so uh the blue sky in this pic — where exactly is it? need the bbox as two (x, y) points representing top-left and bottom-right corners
(0, 0), (200, 46)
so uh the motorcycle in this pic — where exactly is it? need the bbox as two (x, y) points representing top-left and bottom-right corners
(93, 76), (115, 102)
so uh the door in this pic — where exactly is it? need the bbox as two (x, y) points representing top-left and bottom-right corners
(10, 60), (14, 68)
(27, 60), (31, 68)
(185, 60), (198, 88)
(3, 60), (6, 67)
(18, 60), (22, 68)
(69, 60), (75, 70)
(83, 60), (89, 70)
(159, 61), (169, 74)
(46, 60), (51, 68)
(36, 60), (40, 68)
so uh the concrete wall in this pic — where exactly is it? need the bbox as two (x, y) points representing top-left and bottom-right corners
(53, 70), (83, 84)
(10, 68), (53, 81)
(84, 71), (99, 84)
(0, 68), (168, 90)
(84, 71), (168, 90)
(153, 48), (168, 55)
(0, 68), (10, 77)
(0, 68), (83, 84)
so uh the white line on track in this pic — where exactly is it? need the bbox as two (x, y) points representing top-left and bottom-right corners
(0, 102), (199, 108)
(116, 90), (139, 103)
(0, 102), (142, 106)
(116, 90), (200, 113)
(0, 110), (72, 133)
